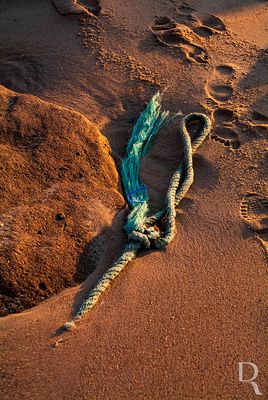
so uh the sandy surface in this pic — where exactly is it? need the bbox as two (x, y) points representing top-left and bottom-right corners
(0, 0), (267, 399)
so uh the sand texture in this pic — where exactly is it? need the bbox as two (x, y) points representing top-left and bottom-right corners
(0, 0), (267, 399)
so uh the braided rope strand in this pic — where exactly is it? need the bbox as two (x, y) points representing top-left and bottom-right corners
(63, 94), (211, 330)
(63, 242), (140, 331)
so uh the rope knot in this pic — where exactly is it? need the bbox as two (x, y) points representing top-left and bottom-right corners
(62, 92), (212, 330)
(128, 225), (161, 248)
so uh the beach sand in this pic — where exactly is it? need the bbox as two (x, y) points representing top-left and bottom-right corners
(0, 0), (267, 399)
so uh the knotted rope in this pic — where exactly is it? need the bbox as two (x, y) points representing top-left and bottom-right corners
(64, 93), (211, 331)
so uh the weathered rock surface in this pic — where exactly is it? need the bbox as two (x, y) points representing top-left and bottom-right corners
(0, 85), (124, 315)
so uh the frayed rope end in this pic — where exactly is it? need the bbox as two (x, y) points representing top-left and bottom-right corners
(63, 321), (77, 331)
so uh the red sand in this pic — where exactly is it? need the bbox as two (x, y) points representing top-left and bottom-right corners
(0, 0), (267, 399)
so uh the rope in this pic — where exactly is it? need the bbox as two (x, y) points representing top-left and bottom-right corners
(63, 93), (211, 331)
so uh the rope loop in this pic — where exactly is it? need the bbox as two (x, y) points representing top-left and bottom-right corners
(63, 93), (212, 330)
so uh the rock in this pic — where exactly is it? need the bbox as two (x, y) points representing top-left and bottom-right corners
(0, 85), (124, 316)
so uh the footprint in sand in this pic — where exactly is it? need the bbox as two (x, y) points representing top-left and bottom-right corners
(210, 125), (240, 149)
(0, 50), (45, 94)
(210, 104), (241, 149)
(175, 4), (226, 38)
(52, 0), (101, 16)
(212, 108), (235, 123)
(206, 64), (236, 102)
(250, 110), (268, 128)
(192, 12), (226, 36)
(152, 8), (225, 64)
(241, 193), (268, 233)
(151, 16), (208, 64)
(240, 193), (268, 252)
(177, 2), (196, 13)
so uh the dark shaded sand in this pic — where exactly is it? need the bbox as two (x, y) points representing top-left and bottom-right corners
(0, 0), (267, 399)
